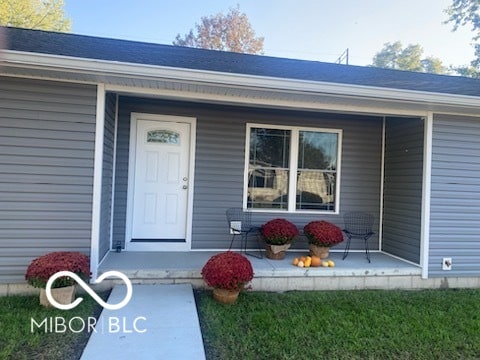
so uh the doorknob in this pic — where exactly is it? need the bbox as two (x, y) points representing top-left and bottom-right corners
(183, 177), (188, 181)
(183, 185), (188, 189)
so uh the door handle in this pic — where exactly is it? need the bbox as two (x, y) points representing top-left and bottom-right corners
(183, 185), (188, 189)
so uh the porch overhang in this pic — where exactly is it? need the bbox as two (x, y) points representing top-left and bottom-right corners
(3, 50), (480, 117)
(4, 51), (436, 282)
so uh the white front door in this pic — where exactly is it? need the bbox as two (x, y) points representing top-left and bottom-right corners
(126, 114), (195, 251)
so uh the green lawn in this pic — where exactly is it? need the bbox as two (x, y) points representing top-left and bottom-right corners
(196, 289), (480, 360)
(0, 292), (108, 360)
(2, 289), (480, 359)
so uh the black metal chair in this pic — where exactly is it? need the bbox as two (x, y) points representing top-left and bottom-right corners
(342, 212), (375, 263)
(226, 208), (263, 259)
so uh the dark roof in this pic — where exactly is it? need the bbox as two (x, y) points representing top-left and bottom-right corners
(4, 26), (480, 97)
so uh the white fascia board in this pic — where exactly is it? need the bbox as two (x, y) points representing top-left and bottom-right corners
(107, 83), (435, 117)
(4, 50), (480, 109)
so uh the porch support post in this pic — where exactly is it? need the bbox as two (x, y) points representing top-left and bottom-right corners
(90, 83), (106, 282)
(109, 94), (119, 250)
(378, 116), (386, 249)
(420, 112), (433, 279)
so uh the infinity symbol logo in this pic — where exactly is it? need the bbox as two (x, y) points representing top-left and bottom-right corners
(46, 271), (133, 311)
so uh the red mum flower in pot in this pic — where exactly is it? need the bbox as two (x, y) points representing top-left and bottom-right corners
(260, 218), (299, 260)
(201, 251), (254, 304)
(25, 251), (90, 307)
(303, 221), (344, 259)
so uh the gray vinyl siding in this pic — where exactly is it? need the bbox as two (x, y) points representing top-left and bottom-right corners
(429, 114), (480, 277)
(382, 117), (424, 264)
(99, 93), (116, 258)
(0, 77), (97, 283)
(113, 98), (382, 251)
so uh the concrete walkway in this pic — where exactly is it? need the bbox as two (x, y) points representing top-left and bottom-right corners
(80, 284), (205, 360)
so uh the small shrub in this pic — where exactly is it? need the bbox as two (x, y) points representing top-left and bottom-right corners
(201, 252), (254, 291)
(25, 251), (90, 288)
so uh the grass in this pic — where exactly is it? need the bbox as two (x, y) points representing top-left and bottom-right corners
(0, 291), (109, 360)
(196, 289), (480, 360)
(2, 289), (480, 359)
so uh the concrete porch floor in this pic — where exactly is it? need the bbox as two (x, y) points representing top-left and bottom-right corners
(98, 250), (426, 291)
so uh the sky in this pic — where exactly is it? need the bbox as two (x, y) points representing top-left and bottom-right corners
(63, 0), (476, 68)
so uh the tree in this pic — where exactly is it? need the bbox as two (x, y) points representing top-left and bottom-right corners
(445, 0), (480, 36)
(422, 56), (447, 74)
(0, 0), (70, 32)
(372, 41), (447, 74)
(396, 44), (424, 72)
(372, 41), (403, 69)
(173, 6), (264, 54)
(445, 0), (480, 77)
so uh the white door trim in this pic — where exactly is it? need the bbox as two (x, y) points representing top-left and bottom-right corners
(125, 113), (196, 251)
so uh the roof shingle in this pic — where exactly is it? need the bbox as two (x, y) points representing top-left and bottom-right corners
(4, 26), (480, 97)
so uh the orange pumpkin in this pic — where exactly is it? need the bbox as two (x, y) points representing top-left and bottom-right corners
(310, 255), (322, 267)
(299, 256), (307, 263)
(292, 258), (299, 266)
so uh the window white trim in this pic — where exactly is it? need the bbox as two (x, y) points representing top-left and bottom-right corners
(288, 130), (300, 211)
(244, 123), (342, 214)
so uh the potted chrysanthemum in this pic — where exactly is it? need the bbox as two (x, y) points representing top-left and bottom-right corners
(25, 251), (90, 307)
(260, 218), (299, 259)
(303, 220), (344, 259)
(201, 251), (254, 304)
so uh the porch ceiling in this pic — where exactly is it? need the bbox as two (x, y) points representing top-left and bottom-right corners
(3, 50), (480, 117)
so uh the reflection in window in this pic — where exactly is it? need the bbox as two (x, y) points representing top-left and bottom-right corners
(296, 131), (338, 211)
(147, 130), (180, 144)
(246, 125), (341, 212)
(248, 169), (289, 209)
(248, 128), (290, 210)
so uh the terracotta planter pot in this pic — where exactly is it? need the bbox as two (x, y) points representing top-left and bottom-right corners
(265, 243), (291, 260)
(309, 244), (330, 259)
(39, 285), (76, 307)
(213, 288), (240, 304)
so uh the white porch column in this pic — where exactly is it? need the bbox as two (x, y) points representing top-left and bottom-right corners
(420, 112), (433, 279)
(90, 84), (106, 282)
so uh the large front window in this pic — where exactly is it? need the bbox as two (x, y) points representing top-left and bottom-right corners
(246, 124), (342, 213)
